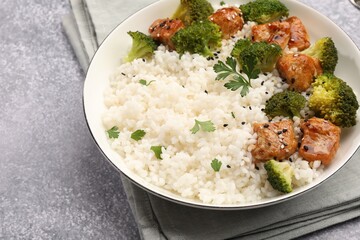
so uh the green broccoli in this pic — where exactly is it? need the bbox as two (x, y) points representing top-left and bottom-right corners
(232, 40), (282, 72)
(124, 31), (158, 62)
(239, 0), (289, 24)
(264, 159), (294, 193)
(308, 73), (359, 128)
(301, 37), (338, 74)
(171, 20), (222, 57)
(230, 38), (252, 59)
(172, 0), (214, 26)
(264, 90), (306, 118)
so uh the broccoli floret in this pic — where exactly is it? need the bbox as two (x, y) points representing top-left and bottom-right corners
(172, 0), (214, 26)
(124, 31), (158, 62)
(171, 20), (222, 57)
(264, 90), (306, 118)
(301, 37), (338, 74)
(264, 160), (294, 193)
(239, 0), (289, 24)
(232, 40), (282, 72)
(230, 38), (252, 59)
(309, 73), (359, 128)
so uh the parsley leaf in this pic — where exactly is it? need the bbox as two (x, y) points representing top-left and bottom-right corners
(211, 158), (222, 172)
(214, 56), (258, 97)
(220, 1), (226, 6)
(139, 79), (155, 86)
(106, 126), (120, 139)
(231, 112), (236, 118)
(131, 129), (146, 141)
(150, 146), (164, 160)
(190, 119), (216, 134)
(242, 54), (261, 80)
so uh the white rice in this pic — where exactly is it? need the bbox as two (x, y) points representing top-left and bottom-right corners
(102, 22), (324, 205)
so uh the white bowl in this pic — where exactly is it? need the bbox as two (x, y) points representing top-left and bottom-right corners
(83, 0), (360, 209)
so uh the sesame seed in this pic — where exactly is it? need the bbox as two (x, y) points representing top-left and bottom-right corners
(223, 124), (228, 127)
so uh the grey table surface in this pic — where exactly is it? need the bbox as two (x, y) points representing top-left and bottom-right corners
(1, 0), (360, 239)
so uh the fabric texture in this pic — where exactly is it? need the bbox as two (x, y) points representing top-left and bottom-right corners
(62, 0), (360, 239)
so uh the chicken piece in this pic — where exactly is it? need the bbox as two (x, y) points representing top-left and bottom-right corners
(251, 21), (291, 49)
(251, 119), (298, 162)
(149, 18), (185, 50)
(299, 117), (341, 165)
(276, 53), (322, 92)
(286, 16), (310, 51)
(208, 6), (244, 39)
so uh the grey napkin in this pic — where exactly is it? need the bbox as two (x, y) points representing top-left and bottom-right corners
(62, 0), (360, 239)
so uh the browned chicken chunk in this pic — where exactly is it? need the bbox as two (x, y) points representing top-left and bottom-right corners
(251, 21), (291, 49)
(286, 16), (310, 51)
(149, 18), (185, 50)
(208, 7), (244, 39)
(251, 119), (298, 162)
(299, 117), (341, 166)
(276, 53), (322, 92)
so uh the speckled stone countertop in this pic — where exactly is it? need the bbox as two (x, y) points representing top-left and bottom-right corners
(1, 0), (360, 239)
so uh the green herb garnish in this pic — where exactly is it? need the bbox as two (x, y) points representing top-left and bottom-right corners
(150, 146), (164, 160)
(214, 56), (259, 97)
(139, 79), (155, 86)
(220, 1), (226, 6)
(231, 112), (236, 118)
(131, 129), (146, 141)
(211, 158), (222, 172)
(190, 119), (216, 134)
(106, 126), (120, 139)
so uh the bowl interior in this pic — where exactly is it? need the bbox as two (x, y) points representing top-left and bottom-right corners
(83, 0), (360, 209)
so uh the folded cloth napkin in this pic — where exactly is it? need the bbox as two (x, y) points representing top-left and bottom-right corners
(62, 0), (360, 239)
